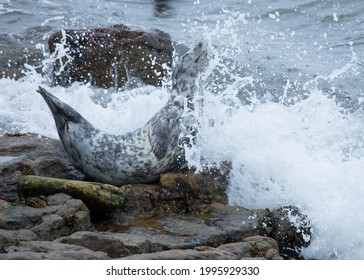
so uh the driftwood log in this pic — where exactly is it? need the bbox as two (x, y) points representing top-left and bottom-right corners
(18, 175), (124, 214)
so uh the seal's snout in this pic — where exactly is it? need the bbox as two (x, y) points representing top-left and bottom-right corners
(37, 86), (58, 112)
(37, 86), (53, 98)
(37, 86), (83, 125)
(37, 86), (59, 109)
(37, 86), (48, 100)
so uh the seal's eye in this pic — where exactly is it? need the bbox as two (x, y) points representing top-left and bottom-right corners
(193, 42), (204, 54)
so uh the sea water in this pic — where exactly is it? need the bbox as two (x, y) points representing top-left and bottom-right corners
(1, 0), (364, 259)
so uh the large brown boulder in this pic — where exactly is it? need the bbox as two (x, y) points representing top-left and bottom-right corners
(48, 24), (173, 88)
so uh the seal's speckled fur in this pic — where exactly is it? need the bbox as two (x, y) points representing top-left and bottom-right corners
(37, 42), (207, 185)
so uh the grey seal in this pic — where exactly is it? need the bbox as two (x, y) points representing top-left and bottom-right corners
(37, 42), (207, 185)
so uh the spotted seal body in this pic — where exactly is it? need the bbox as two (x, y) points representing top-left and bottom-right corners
(37, 42), (207, 185)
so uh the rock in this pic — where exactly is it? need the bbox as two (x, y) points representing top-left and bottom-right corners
(120, 247), (239, 260)
(0, 229), (40, 253)
(120, 238), (282, 260)
(210, 206), (266, 241)
(90, 208), (276, 258)
(55, 231), (130, 258)
(0, 26), (50, 80)
(258, 206), (311, 259)
(54, 230), (188, 258)
(0, 205), (50, 230)
(56, 226), (195, 259)
(0, 199), (11, 210)
(159, 171), (228, 214)
(217, 241), (253, 258)
(0, 240), (110, 260)
(57, 210), (266, 259)
(108, 171), (228, 225)
(56, 228), (194, 258)
(0, 193), (92, 241)
(48, 24), (173, 88)
(30, 214), (68, 241)
(0, 133), (84, 202)
(157, 215), (226, 246)
(0, 48), (43, 80)
(242, 236), (283, 260)
(124, 226), (193, 251)
(18, 175), (125, 215)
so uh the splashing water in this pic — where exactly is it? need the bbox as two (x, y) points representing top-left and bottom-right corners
(1, 1), (364, 259)
(177, 7), (364, 259)
(186, 9), (364, 260)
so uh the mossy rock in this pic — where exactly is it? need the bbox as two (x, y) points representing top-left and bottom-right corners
(18, 175), (125, 215)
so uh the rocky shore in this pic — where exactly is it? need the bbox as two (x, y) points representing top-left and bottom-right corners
(0, 133), (311, 260)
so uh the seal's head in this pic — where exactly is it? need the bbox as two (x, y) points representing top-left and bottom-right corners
(172, 42), (207, 96)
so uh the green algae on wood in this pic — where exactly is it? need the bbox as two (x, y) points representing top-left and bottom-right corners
(18, 175), (124, 214)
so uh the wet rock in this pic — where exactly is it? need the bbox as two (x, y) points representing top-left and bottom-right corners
(0, 193), (92, 241)
(0, 133), (84, 202)
(54, 230), (190, 258)
(242, 236), (283, 260)
(157, 215), (226, 246)
(0, 229), (40, 253)
(89, 208), (277, 259)
(0, 199), (11, 210)
(57, 210), (268, 259)
(30, 214), (68, 240)
(209, 206), (266, 242)
(124, 226), (193, 251)
(258, 206), (311, 259)
(48, 24), (173, 88)
(0, 27), (50, 80)
(108, 171), (228, 224)
(217, 241), (253, 258)
(0, 205), (50, 230)
(55, 231), (130, 258)
(0, 241), (110, 260)
(0, 49), (43, 80)
(121, 247), (239, 260)
(120, 237), (282, 260)
(159, 171), (228, 214)
(57, 225), (198, 259)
